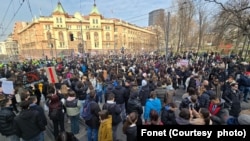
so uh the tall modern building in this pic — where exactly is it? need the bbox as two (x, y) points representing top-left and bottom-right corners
(148, 9), (165, 26)
(12, 1), (156, 59)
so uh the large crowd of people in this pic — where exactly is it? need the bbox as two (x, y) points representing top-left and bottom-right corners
(0, 51), (250, 141)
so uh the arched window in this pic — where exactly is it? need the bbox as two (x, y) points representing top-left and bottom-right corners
(86, 32), (90, 40)
(59, 31), (64, 41)
(94, 32), (98, 40)
(106, 32), (110, 41)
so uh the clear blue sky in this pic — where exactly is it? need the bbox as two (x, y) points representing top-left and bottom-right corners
(0, 0), (174, 41)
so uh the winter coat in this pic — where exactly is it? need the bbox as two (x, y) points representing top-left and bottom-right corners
(179, 96), (200, 111)
(144, 98), (162, 121)
(29, 103), (48, 127)
(222, 89), (242, 117)
(112, 85), (126, 104)
(103, 101), (122, 126)
(139, 85), (150, 106)
(85, 99), (101, 128)
(125, 125), (137, 141)
(98, 115), (113, 141)
(198, 91), (210, 108)
(161, 106), (177, 125)
(15, 109), (45, 140)
(64, 97), (81, 116)
(0, 107), (17, 136)
(75, 82), (88, 100)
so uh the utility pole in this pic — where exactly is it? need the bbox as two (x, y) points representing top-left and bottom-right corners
(80, 20), (85, 59)
(165, 12), (170, 62)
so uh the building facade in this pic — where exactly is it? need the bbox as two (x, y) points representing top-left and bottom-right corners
(12, 2), (156, 59)
(148, 9), (165, 27)
(0, 35), (18, 61)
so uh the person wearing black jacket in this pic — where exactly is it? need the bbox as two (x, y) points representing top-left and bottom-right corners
(102, 93), (122, 141)
(123, 112), (138, 141)
(83, 90), (100, 141)
(29, 96), (47, 133)
(222, 82), (243, 118)
(0, 98), (20, 141)
(112, 80), (126, 121)
(15, 100), (45, 141)
(127, 89), (143, 126)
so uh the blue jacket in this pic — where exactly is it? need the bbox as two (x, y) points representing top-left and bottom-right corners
(144, 98), (162, 121)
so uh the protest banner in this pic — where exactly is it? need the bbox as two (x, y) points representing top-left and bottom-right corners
(25, 71), (41, 84)
(45, 67), (58, 83)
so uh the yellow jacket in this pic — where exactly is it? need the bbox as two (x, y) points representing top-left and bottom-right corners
(98, 115), (113, 141)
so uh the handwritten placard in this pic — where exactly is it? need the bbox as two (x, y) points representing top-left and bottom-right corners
(2, 81), (14, 94)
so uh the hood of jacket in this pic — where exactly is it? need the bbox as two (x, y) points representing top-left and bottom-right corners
(101, 115), (112, 126)
(146, 98), (161, 108)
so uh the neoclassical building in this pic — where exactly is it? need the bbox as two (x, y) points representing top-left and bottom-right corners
(12, 2), (156, 59)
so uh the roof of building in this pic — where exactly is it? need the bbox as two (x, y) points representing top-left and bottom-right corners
(53, 2), (66, 14)
(90, 4), (100, 15)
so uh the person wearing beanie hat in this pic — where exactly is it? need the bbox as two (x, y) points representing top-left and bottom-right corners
(238, 109), (250, 125)
(222, 81), (242, 118)
(238, 114), (250, 125)
(127, 89), (143, 125)
(138, 77), (150, 124)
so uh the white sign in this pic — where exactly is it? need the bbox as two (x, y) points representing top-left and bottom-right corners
(179, 59), (189, 66)
(2, 81), (14, 94)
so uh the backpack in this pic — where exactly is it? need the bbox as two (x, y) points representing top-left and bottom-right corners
(65, 99), (78, 108)
(81, 100), (95, 120)
(49, 109), (60, 120)
(103, 103), (122, 125)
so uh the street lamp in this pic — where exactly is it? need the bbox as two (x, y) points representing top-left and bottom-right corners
(73, 16), (85, 59)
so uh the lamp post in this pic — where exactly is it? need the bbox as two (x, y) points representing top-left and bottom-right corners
(73, 17), (85, 60)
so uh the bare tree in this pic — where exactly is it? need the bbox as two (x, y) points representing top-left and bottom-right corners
(206, 0), (250, 58)
(196, 0), (209, 52)
(176, 0), (196, 53)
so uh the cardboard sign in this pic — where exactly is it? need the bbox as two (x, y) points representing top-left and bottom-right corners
(45, 67), (58, 84)
(25, 71), (41, 83)
(2, 81), (14, 94)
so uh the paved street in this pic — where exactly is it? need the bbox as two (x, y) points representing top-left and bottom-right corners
(0, 87), (249, 141)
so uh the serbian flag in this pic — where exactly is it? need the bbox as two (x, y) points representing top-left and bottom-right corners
(45, 67), (59, 84)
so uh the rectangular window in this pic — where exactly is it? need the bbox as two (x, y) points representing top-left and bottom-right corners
(87, 34), (90, 40)
(59, 42), (65, 48)
(96, 19), (98, 24)
(105, 26), (110, 30)
(95, 42), (99, 48)
(67, 25), (71, 29)
(106, 42), (110, 48)
(93, 19), (95, 24)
